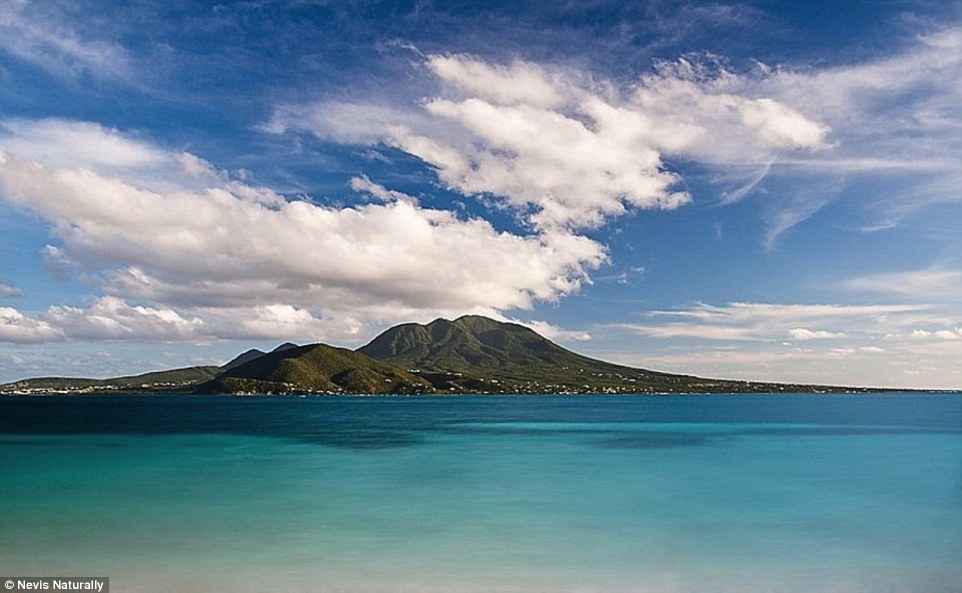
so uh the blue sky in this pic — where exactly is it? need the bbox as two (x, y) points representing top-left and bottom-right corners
(1, 0), (961, 389)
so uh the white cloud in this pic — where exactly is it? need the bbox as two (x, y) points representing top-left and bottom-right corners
(848, 267), (962, 299)
(0, 119), (166, 170)
(0, 119), (233, 198)
(631, 56), (829, 160)
(787, 327), (845, 341)
(0, 118), (609, 342)
(0, 307), (63, 343)
(349, 175), (418, 204)
(427, 56), (565, 109)
(263, 102), (428, 145)
(197, 305), (367, 343)
(271, 53), (827, 232)
(513, 319), (592, 342)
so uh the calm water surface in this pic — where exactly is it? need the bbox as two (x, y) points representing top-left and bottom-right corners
(1, 393), (960, 592)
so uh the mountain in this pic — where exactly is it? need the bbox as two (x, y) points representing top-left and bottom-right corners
(358, 315), (743, 394)
(221, 342), (301, 372)
(199, 343), (433, 394)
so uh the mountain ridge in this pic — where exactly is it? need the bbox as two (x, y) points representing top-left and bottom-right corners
(203, 342), (432, 394)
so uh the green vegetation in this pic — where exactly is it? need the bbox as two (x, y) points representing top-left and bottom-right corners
(200, 343), (433, 394)
(1, 315), (896, 395)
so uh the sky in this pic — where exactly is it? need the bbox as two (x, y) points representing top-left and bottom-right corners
(1, 0), (961, 389)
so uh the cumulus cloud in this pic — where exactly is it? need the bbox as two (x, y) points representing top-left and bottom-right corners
(208, 305), (346, 341)
(41, 297), (204, 342)
(271, 53), (827, 232)
(0, 118), (609, 343)
(0, 300), (371, 345)
(0, 151), (603, 310)
(0, 307), (63, 343)
(631, 56), (829, 160)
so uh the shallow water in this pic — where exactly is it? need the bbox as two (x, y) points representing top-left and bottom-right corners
(1, 393), (960, 592)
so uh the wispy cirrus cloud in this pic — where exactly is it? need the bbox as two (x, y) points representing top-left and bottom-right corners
(622, 301), (930, 343)
(756, 26), (962, 235)
(848, 267), (962, 300)
(764, 28), (962, 167)
(0, 1), (135, 83)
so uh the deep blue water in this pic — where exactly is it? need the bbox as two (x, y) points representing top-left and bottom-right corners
(1, 393), (960, 592)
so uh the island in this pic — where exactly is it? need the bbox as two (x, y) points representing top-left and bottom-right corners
(1, 315), (911, 395)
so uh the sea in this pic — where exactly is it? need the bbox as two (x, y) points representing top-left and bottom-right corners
(1, 393), (960, 593)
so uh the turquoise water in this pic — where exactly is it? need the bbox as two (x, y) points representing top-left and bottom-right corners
(1, 394), (960, 592)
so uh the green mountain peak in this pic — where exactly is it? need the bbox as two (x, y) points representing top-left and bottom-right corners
(361, 315), (622, 378)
